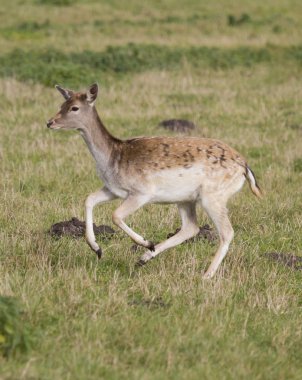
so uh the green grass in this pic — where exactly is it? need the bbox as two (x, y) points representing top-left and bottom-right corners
(0, 296), (33, 357)
(1, 44), (302, 87)
(0, 0), (302, 379)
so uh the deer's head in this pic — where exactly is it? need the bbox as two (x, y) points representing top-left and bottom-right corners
(46, 83), (99, 131)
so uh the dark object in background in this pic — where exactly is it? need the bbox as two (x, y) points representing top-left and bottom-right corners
(49, 217), (115, 238)
(130, 244), (141, 252)
(131, 224), (217, 252)
(228, 13), (251, 26)
(128, 296), (170, 309)
(158, 119), (196, 133)
(265, 252), (302, 270)
(167, 224), (218, 242)
(130, 224), (218, 252)
(287, 123), (302, 132)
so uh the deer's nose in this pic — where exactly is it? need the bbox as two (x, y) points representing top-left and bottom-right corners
(47, 120), (53, 128)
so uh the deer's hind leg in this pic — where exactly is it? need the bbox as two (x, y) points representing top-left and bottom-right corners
(201, 195), (234, 279)
(137, 202), (200, 265)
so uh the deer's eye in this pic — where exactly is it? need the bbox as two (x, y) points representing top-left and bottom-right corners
(71, 106), (79, 112)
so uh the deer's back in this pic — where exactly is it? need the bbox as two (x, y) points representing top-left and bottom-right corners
(118, 136), (246, 172)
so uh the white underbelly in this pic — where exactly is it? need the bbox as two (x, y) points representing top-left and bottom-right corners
(149, 167), (204, 203)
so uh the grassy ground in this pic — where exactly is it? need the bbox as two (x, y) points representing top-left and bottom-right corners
(0, 0), (302, 379)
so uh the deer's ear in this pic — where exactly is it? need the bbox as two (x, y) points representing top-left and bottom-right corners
(86, 83), (98, 106)
(55, 85), (73, 100)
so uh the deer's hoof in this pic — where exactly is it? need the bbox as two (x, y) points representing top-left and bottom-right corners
(95, 248), (102, 259)
(202, 271), (214, 280)
(147, 241), (156, 251)
(135, 259), (147, 268)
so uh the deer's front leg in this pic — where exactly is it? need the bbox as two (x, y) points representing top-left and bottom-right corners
(112, 195), (154, 250)
(85, 187), (116, 258)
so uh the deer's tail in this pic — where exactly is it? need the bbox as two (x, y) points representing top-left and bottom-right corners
(245, 166), (262, 198)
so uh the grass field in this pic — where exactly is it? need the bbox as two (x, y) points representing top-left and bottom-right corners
(0, 0), (302, 379)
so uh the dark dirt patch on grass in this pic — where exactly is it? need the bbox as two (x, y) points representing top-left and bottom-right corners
(128, 296), (170, 309)
(130, 224), (217, 253)
(158, 119), (196, 133)
(228, 13), (251, 27)
(265, 252), (302, 270)
(167, 224), (218, 243)
(49, 217), (115, 238)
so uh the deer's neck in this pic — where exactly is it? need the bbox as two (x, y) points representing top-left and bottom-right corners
(80, 109), (120, 177)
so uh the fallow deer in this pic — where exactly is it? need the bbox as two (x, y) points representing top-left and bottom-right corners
(47, 83), (261, 279)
